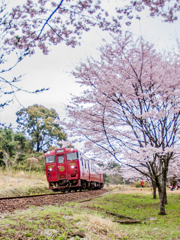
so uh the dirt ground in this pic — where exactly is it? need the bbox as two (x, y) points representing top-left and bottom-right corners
(0, 188), (108, 213)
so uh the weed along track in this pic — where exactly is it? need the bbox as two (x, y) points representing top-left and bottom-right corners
(0, 189), (107, 214)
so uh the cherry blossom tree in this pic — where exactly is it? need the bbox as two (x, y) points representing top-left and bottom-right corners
(58, 139), (72, 148)
(64, 33), (180, 215)
(5, 0), (180, 56)
(167, 156), (180, 185)
(4, 0), (122, 55)
(0, 1), (48, 114)
(1, 0), (123, 112)
(121, 162), (161, 200)
(116, 0), (180, 25)
(0, 1), (27, 109)
(2, 0), (179, 112)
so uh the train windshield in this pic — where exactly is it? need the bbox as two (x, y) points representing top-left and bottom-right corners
(67, 152), (78, 161)
(45, 155), (55, 163)
(58, 155), (64, 163)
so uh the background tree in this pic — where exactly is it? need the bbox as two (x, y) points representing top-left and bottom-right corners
(0, 128), (32, 165)
(26, 157), (39, 172)
(121, 164), (157, 198)
(64, 33), (180, 215)
(16, 104), (66, 152)
(0, 128), (24, 181)
(14, 132), (34, 153)
(0, 128), (17, 159)
(167, 156), (180, 187)
(102, 161), (123, 186)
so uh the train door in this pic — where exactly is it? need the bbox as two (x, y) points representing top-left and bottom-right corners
(56, 151), (67, 180)
(66, 151), (79, 179)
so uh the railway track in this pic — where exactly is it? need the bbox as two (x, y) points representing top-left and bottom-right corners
(0, 188), (107, 214)
(0, 191), (66, 201)
(0, 188), (101, 201)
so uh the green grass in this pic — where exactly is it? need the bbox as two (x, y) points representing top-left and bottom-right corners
(0, 192), (180, 239)
(87, 193), (180, 239)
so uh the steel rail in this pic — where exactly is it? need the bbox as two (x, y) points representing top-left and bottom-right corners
(0, 189), (94, 201)
(0, 191), (68, 201)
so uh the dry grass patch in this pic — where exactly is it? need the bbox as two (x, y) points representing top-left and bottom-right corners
(73, 213), (125, 239)
(104, 184), (154, 195)
(0, 169), (49, 197)
(0, 169), (47, 187)
(87, 214), (119, 234)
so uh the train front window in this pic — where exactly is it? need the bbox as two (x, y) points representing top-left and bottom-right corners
(45, 155), (55, 163)
(58, 156), (64, 163)
(67, 152), (78, 161)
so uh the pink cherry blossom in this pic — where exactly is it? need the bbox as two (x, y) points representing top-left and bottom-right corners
(63, 33), (180, 215)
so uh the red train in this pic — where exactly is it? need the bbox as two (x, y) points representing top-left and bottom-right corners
(45, 148), (104, 192)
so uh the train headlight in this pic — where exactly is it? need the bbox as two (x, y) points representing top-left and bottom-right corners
(48, 168), (53, 171)
(71, 165), (75, 169)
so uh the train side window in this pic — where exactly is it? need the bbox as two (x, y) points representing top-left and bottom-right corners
(67, 152), (78, 161)
(58, 156), (64, 163)
(81, 157), (83, 166)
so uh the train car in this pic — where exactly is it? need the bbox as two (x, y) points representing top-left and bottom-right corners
(45, 148), (104, 192)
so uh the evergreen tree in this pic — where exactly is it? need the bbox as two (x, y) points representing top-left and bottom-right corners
(16, 104), (66, 152)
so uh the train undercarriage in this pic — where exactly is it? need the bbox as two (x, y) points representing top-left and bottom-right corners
(49, 179), (104, 192)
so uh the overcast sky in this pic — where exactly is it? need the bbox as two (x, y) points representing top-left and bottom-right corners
(1, 0), (180, 149)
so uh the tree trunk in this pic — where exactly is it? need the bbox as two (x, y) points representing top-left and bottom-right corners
(155, 173), (166, 214)
(158, 172), (167, 215)
(163, 169), (168, 205)
(159, 193), (166, 215)
(155, 175), (162, 200)
(158, 186), (162, 200)
(152, 181), (156, 199)
(6, 168), (9, 184)
(29, 163), (32, 172)
(37, 141), (40, 152)
(3, 151), (10, 184)
(164, 184), (167, 205)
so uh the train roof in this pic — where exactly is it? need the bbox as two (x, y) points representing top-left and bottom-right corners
(44, 148), (78, 156)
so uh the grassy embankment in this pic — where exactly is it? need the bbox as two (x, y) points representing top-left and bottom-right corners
(0, 186), (180, 239)
(0, 169), (50, 197)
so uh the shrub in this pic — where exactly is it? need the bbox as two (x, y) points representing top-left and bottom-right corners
(135, 182), (142, 188)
